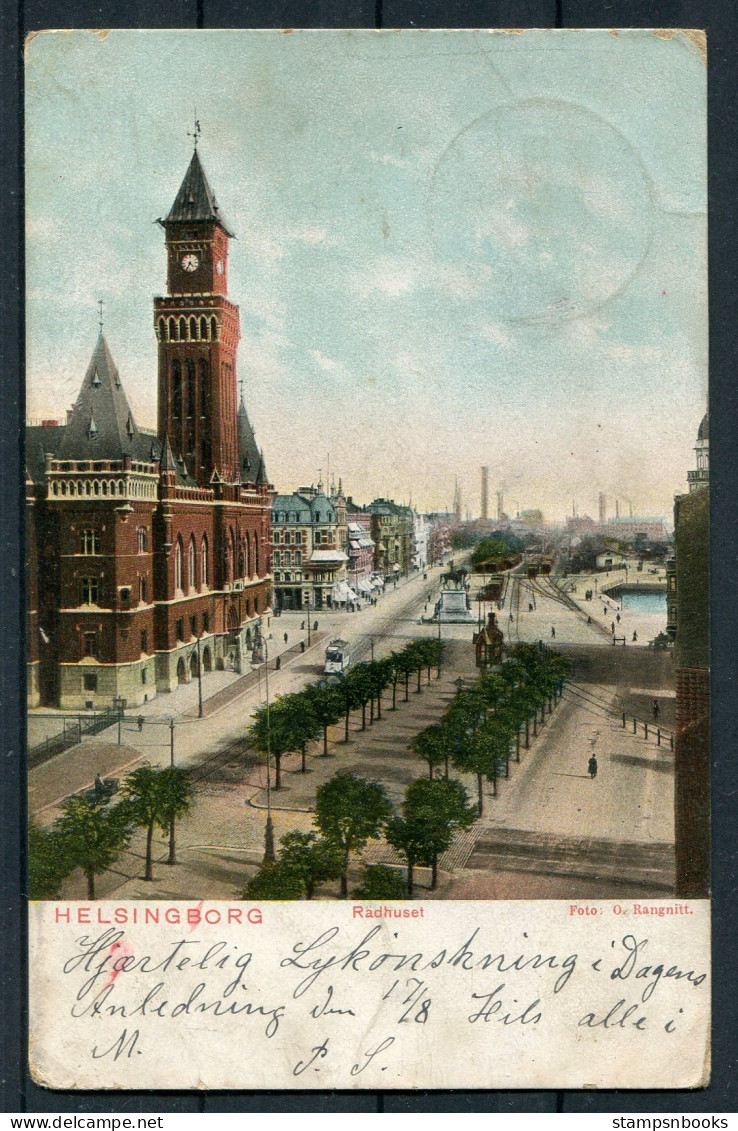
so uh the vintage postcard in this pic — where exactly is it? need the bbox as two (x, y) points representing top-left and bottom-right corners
(25, 28), (709, 1090)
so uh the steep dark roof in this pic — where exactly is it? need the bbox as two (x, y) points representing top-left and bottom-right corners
(25, 424), (64, 484)
(697, 412), (709, 442)
(58, 334), (143, 461)
(163, 149), (235, 237)
(238, 396), (264, 484)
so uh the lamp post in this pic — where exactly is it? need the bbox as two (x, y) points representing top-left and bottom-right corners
(262, 637), (275, 863)
(196, 631), (203, 719)
(167, 716), (176, 864)
(437, 597), (442, 679)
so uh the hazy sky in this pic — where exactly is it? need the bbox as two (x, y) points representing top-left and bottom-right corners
(25, 29), (707, 519)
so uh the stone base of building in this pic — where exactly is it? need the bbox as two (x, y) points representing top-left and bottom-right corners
(58, 655), (158, 711)
(674, 665), (710, 898)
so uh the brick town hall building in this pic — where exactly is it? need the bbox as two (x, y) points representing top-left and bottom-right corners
(26, 148), (273, 709)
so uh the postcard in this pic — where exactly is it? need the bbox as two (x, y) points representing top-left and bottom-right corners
(25, 28), (709, 1090)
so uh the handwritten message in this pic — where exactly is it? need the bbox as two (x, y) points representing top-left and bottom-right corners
(29, 901), (710, 1090)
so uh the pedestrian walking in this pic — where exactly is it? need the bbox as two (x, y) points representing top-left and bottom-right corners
(632, 630), (638, 642)
(529, 603), (534, 612)
(616, 613), (621, 624)
(611, 622), (615, 634)
(653, 698), (660, 720)
(301, 620), (305, 630)
(588, 755), (598, 779)
(137, 715), (144, 732)
(314, 620), (318, 631)
(603, 606), (607, 616)
(551, 626), (556, 638)
(587, 615), (592, 625)
(283, 632), (288, 644)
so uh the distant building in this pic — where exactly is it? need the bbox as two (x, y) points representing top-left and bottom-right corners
(412, 512), (431, 571)
(520, 509), (544, 531)
(366, 499), (414, 578)
(271, 487), (348, 611)
(604, 516), (667, 543)
(672, 412), (709, 898)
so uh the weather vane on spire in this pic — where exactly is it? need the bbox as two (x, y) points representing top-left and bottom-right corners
(97, 299), (104, 330)
(188, 112), (202, 150)
(239, 376), (245, 404)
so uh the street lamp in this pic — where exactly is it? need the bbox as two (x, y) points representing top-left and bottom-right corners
(196, 631), (203, 719)
(262, 637), (275, 863)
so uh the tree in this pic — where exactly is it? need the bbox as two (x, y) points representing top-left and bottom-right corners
(28, 822), (74, 899)
(406, 777), (476, 887)
(122, 764), (191, 880)
(366, 657), (392, 721)
(303, 681), (344, 756)
(470, 533), (523, 567)
(314, 770), (394, 897)
(451, 718), (513, 815)
(385, 813), (431, 897)
(352, 864), (407, 900)
(274, 691), (321, 773)
(55, 792), (134, 899)
(345, 663), (374, 730)
(387, 651), (404, 710)
(338, 668), (366, 742)
(412, 723), (450, 780)
(244, 860), (304, 900)
(277, 831), (343, 899)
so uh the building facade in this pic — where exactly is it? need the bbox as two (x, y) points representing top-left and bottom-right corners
(367, 499), (414, 578)
(26, 147), (273, 709)
(672, 412), (710, 897)
(271, 488), (348, 611)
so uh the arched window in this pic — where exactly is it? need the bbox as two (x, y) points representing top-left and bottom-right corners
(238, 542), (245, 579)
(201, 536), (208, 588)
(158, 317), (166, 341)
(138, 527), (147, 553)
(200, 316), (209, 340)
(283, 550), (292, 567)
(189, 316), (198, 341)
(273, 531), (281, 544)
(179, 317), (187, 341)
(199, 360), (208, 417)
(273, 550), (281, 566)
(211, 316), (218, 340)
(229, 529), (236, 583)
(186, 359), (196, 417)
(284, 532), (292, 545)
(175, 537), (183, 592)
(172, 360), (182, 419)
(253, 532), (259, 576)
(294, 549), (302, 565)
(189, 536), (197, 590)
(169, 317), (177, 341)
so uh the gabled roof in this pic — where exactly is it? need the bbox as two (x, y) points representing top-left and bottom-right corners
(58, 333), (142, 461)
(163, 148), (235, 237)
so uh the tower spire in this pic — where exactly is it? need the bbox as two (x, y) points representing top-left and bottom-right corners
(97, 299), (104, 331)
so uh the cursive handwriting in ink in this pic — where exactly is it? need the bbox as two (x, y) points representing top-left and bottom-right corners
(610, 935), (707, 1003)
(310, 983), (355, 1019)
(293, 1037), (330, 1076)
(92, 1028), (141, 1060)
(351, 1036), (395, 1076)
(578, 998), (648, 1030)
(468, 985), (542, 1026)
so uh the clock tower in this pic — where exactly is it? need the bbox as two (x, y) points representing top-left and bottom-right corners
(154, 147), (240, 485)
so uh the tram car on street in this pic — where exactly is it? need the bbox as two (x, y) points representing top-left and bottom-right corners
(324, 639), (351, 675)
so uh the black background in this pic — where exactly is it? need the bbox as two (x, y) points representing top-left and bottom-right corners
(2, 0), (736, 1114)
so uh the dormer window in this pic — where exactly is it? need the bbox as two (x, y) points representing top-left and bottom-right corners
(88, 415), (98, 439)
(91, 371), (101, 388)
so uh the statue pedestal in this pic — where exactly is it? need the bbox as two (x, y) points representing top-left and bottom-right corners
(437, 589), (476, 623)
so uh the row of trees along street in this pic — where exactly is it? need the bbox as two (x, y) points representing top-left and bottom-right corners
(29, 765), (192, 899)
(245, 644), (570, 900)
(248, 638), (445, 788)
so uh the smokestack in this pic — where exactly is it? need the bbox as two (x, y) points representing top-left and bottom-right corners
(629, 501), (633, 518)
(615, 499), (620, 519)
(497, 491), (504, 521)
(599, 491), (606, 526)
(480, 467), (489, 521)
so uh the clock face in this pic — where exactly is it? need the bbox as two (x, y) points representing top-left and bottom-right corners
(216, 259), (224, 275)
(181, 253), (200, 272)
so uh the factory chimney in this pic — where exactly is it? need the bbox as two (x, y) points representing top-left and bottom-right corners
(496, 491), (504, 521)
(481, 466), (489, 521)
(598, 491), (607, 526)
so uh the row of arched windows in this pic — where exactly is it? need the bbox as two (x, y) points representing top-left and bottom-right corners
(51, 478), (153, 499)
(174, 535), (209, 593)
(158, 315), (219, 343)
(173, 529), (263, 594)
(171, 359), (209, 420)
(272, 531), (303, 545)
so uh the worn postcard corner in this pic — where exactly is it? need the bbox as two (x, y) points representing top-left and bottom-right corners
(25, 27), (709, 1091)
